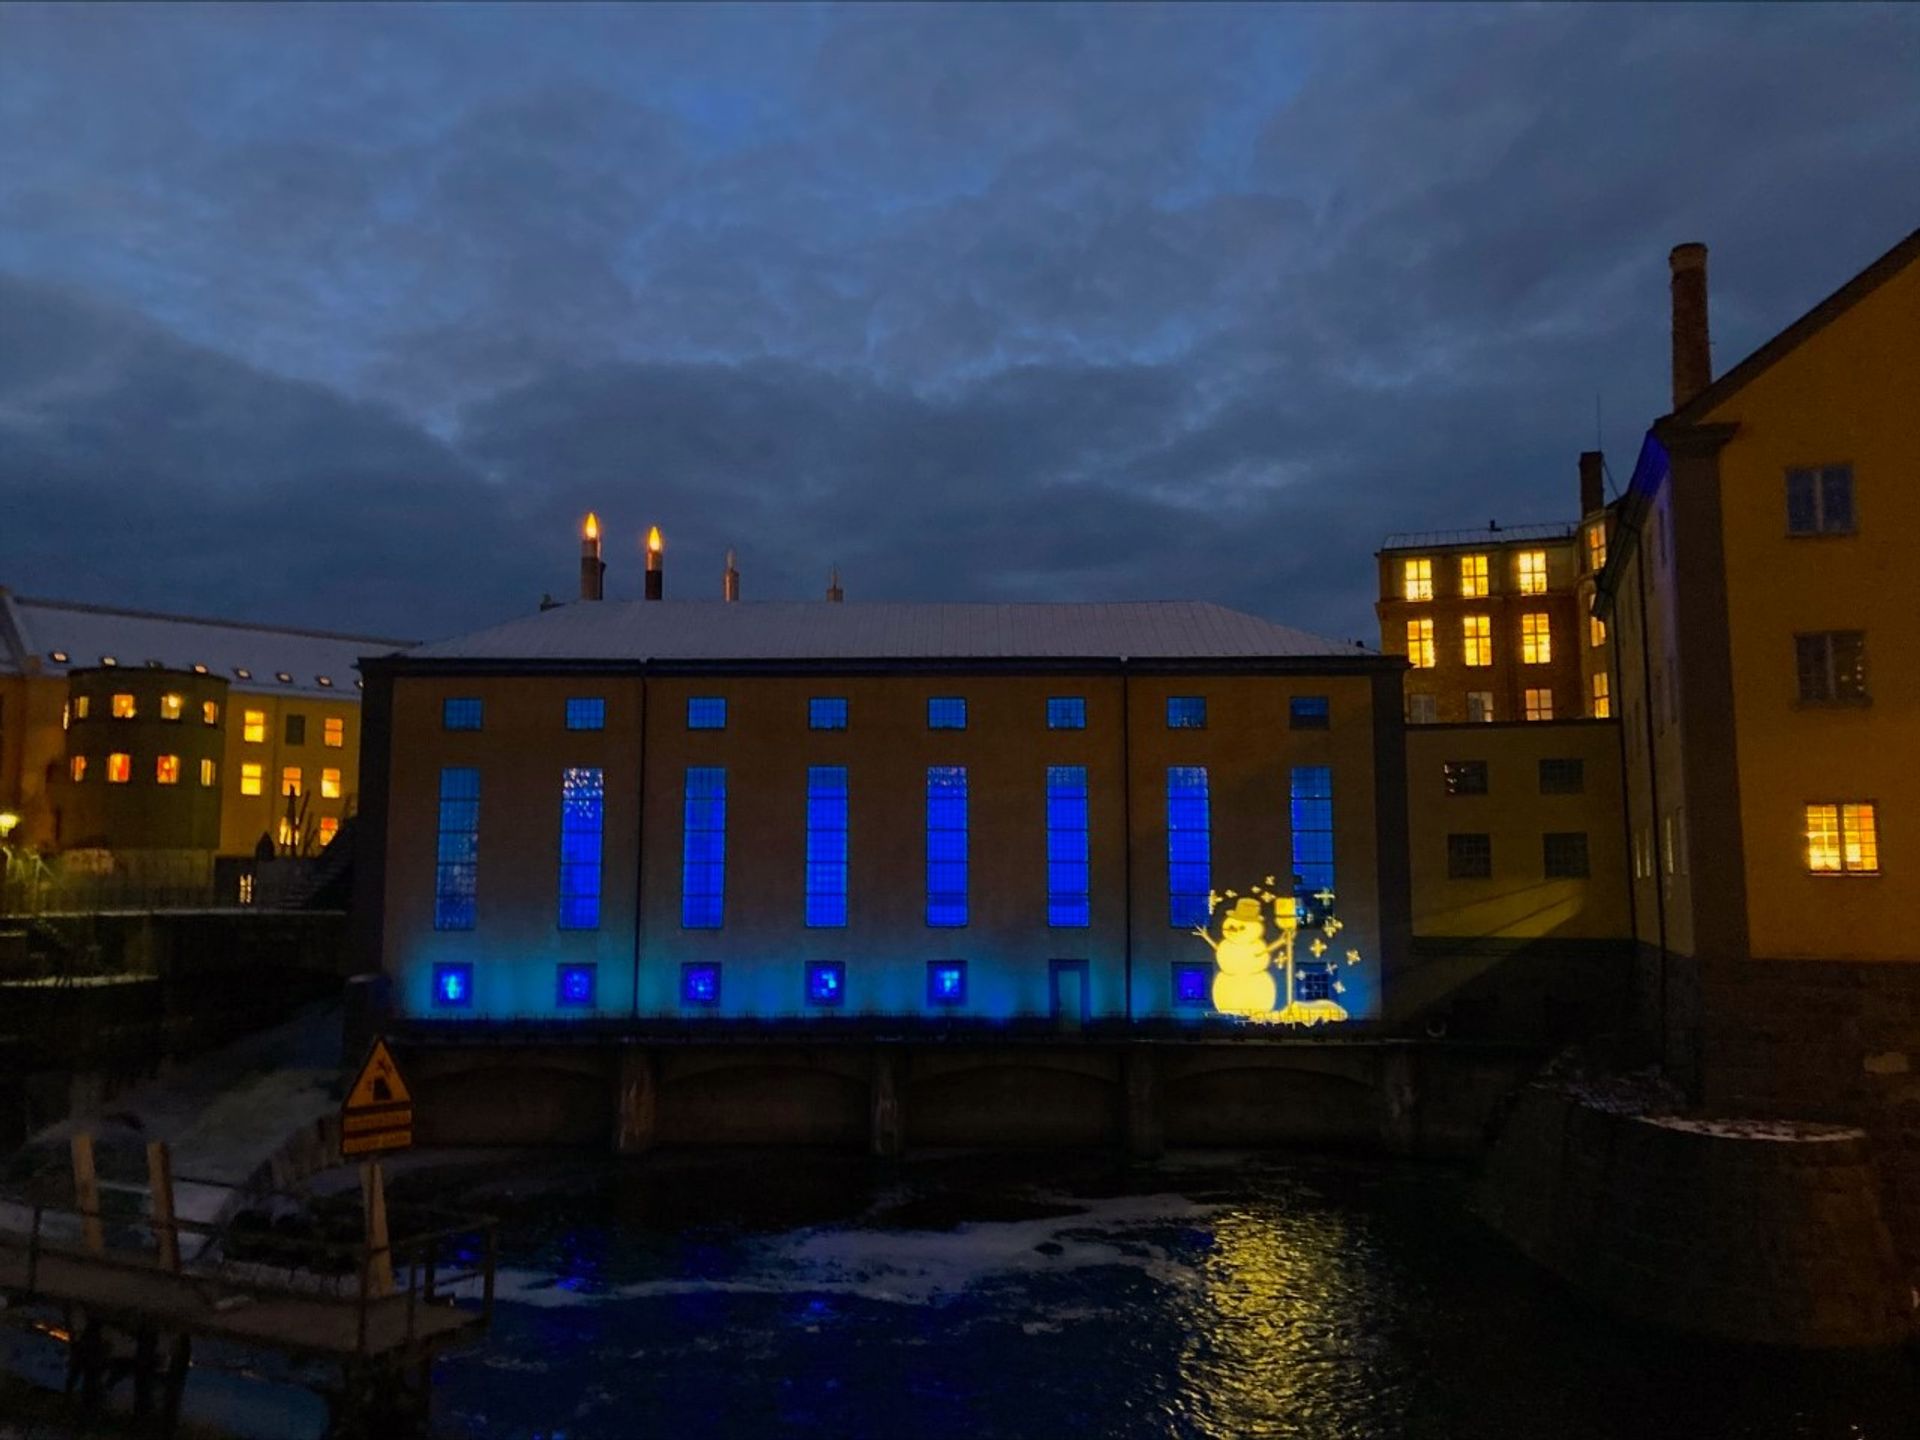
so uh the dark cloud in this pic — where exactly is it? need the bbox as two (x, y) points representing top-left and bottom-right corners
(1, 3), (1916, 645)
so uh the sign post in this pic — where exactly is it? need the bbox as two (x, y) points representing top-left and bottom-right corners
(341, 1037), (413, 1158)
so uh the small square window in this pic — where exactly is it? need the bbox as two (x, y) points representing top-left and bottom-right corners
(1294, 963), (1335, 1002)
(1466, 691), (1495, 723)
(239, 762), (263, 795)
(1171, 961), (1212, 1010)
(203, 700), (220, 726)
(443, 698), (483, 731)
(1523, 688), (1555, 722)
(805, 961), (846, 1007)
(1544, 832), (1591, 879)
(432, 963), (474, 1009)
(285, 714), (306, 746)
(1047, 697), (1087, 730)
(928, 697), (967, 730)
(927, 960), (967, 1007)
(159, 693), (183, 721)
(687, 697), (727, 730)
(1447, 833), (1492, 879)
(1289, 696), (1330, 730)
(199, 758), (216, 787)
(681, 962), (721, 1007)
(323, 716), (345, 747)
(810, 697), (849, 730)
(69, 755), (86, 783)
(111, 693), (136, 719)
(1407, 693), (1437, 725)
(107, 753), (132, 784)
(1443, 761), (1488, 796)
(1795, 632), (1869, 704)
(1539, 758), (1585, 794)
(155, 754), (180, 785)
(556, 964), (597, 1009)
(1166, 696), (1207, 729)
(566, 697), (607, 731)
(1787, 465), (1854, 535)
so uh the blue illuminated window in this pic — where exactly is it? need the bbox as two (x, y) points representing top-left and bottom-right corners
(681, 962), (720, 1007)
(558, 767), (604, 930)
(806, 766), (848, 927)
(1047, 697), (1086, 730)
(566, 697), (605, 731)
(925, 766), (968, 926)
(1290, 696), (1330, 730)
(928, 697), (967, 730)
(1294, 963), (1335, 1002)
(1166, 766), (1211, 928)
(1291, 765), (1335, 923)
(442, 698), (483, 731)
(434, 767), (480, 930)
(1047, 765), (1090, 928)
(1166, 696), (1206, 729)
(805, 960), (845, 1008)
(687, 697), (727, 730)
(927, 960), (967, 1007)
(556, 963), (596, 1008)
(1171, 960), (1211, 1009)
(432, 962), (473, 1009)
(809, 697), (848, 730)
(681, 767), (726, 928)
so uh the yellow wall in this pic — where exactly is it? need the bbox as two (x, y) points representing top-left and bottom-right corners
(1405, 720), (1630, 940)
(1703, 255), (1920, 961)
(0, 674), (69, 849)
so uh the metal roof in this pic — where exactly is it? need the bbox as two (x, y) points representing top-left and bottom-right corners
(0, 590), (412, 698)
(1378, 522), (1578, 552)
(399, 600), (1368, 664)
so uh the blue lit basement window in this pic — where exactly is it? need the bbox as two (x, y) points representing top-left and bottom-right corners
(809, 697), (848, 730)
(1290, 696), (1331, 730)
(434, 767), (480, 931)
(681, 767), (727, 928)
(443, 698), (483, 731)
(1171, 961), (1211, 1009)
(556, 963), (596, 1008)
(806, 961), (846, 1007)
(432, 963), (473, 1009)
(927, 960), (967, 1007)
(806, 766), (848, 927)
(925, 766), (969, 927)
(557, 768), (604, 930)
(927, 697), (967, 730)
(566, 697), (606, 731)
(1294, 962), (1335, 1003)
(1047, 766), (1090, 927)
(1166, 766), (1212, 928)
(1047, 697), (1086, 730)
(681, 962), (721, 1007)
(687, 697), (727, 730)
(1166, 696), (1207, 729)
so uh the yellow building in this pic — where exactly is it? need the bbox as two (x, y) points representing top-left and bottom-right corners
(1597, 229), (1920, 1075)
(0, 589), (407, 859)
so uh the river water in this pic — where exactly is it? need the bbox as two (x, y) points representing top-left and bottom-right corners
(402, 1150), (1915, 1440)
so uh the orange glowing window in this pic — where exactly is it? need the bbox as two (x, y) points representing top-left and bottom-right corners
(276, 818), (296, 848)
(1402, 558), (1433, 602)
(73, 695), (91, 720)
(1591, 673), (1611, 718)
(159, 693), (183, 721)
(1523, 688), (1554, 722)
(243, 710), (266, 743)
(155, 754), (180, 785)
(1462, 615), (1492, 667)
(1587, 523), (1607, 572)
(107, 753), (132, 784)
(1590, 615), (1606, 648)
(1807, 802), (1879, 875)
(200, 758), (217, 787)
(323, 716), (345, 748)
(319, 816), (339, 847)
(1459, 554), (1489, 598)
(1406, 618), (1435, 669)
(1516, 550), (1548, 595)
(321, 768), (341, 799)
(281, 767), (302, 797)
(202, 700), (220, 726)
(111, 693), (136, 719)
(1521, 613), (1552, 664)
(69, 755), (87, 783)
(240, 763), (263, 796)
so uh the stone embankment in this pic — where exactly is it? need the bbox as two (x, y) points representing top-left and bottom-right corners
(1481, 1084), (1914, 1348)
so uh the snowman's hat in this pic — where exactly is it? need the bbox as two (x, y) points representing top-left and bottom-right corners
(1226, 897), (1264, 922)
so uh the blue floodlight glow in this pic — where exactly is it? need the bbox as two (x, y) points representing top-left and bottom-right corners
(925, 766), (968, 926)
(681, 962), (721, 1007)
(1046, 765), (1090, 928)
(805, 961), (845, 1007)
(556, 963), (596, 1008)
(1290, 695), (1330, 730)
(558, 767), (604, 930)
(1290, 765), (1335, 922)
(927, 960), (967, 1007)
(681, 767), (727, 928)
(1166, 696), (1206, 729)
(442, 698), (483, 731)
(565, 697), (606, 731)
(1172, 961), (1211, 1009)
(433, 962), (473, 1009)
(434, 767), (480, 931)
(927, 697), (967, 730)
(1046, 696), (1086, 730)
(687, 696), (727, 730)
(806, 766), (848, 927)
(1166, 766), (1211, 927)
(809, 697), (848, 730)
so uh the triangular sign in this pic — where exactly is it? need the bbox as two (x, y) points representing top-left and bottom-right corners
(345, 1038), (412, 1111)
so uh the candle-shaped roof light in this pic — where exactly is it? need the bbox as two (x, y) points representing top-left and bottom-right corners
(580, 511), (605, 601)
(644, 525), (664, 600)
(584, 511), (600, 542)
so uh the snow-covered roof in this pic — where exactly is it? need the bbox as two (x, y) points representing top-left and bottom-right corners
(399, 600), (1370, 665)
(0, 590), (411, 699)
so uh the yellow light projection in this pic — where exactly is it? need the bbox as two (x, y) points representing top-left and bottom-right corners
(1190, 882), (1358, 1026)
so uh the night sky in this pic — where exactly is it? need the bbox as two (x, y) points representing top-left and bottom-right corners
(3, 4), (1916, 646)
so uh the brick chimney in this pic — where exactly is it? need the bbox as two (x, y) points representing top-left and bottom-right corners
(723, 548), (740, 602)
(1670, 242), (1710, 411)
(1578, 451), (1604, 516)
(826, 565), (843, 603)
(644, 526), (663, 601)
(579, 512), (604, 602)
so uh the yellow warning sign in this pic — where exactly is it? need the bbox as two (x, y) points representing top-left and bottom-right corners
(341, 1038), (413, 1158)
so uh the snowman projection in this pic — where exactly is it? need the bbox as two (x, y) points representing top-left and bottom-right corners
(1189, 879), (1354, 1026)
